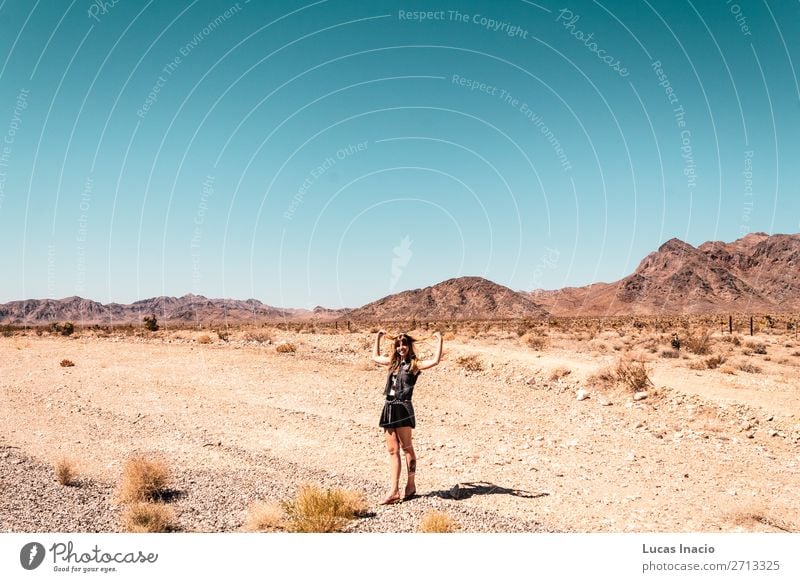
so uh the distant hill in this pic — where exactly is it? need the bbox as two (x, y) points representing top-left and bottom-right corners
(344, 276), (547, 321)
(0, 294), (347, 326)
(531, 232), (800, 315)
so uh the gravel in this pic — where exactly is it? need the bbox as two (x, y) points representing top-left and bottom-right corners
(1, 445), (551, 533)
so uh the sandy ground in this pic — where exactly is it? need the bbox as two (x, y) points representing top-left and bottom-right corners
(1, 326), (799, 533)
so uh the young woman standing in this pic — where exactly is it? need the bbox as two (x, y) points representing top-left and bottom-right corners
(372, 330), (443, 504)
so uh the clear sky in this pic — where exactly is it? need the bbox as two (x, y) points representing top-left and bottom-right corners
(0, 0), (798, 308)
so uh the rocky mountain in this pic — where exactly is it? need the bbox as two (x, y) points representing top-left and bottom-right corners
(344, 276), (547, 321)
(532, 232), (800, 315)
(0, 294), (329, 326)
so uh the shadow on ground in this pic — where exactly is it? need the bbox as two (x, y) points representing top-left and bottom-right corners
(425, 481), (549, 501)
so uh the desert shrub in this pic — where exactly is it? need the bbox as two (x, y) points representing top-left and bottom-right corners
(216, 329), (229, 342)
(420, 511), (458, 533)
(244, 330), (272, 343)
(455, 354), (483, 372)
(276, 342), (297, 353)
(792, 351), (800, 357)
(117, 456), (171, 503)
(614, 357), (653, 392)
(745, 341), (767, 355)
(704, 354), (726, 369)
(683, 330), (713, 355)
(548, 367), (571, 381)
(243, 501), (287, 532)
(143, 315), (159, 332)
(60, 359), (75, 367)
(51, 322), (75, 336)
(281, 485), (362, 533)
(524, 334), (549, 350)
(196, 334), (212, 344)
(121, 502), (174, 533)
(660, 349), (679, 359)
(55, 459), (77, 486)
(587, 366), (615, 388)
(721, 334), (742, 346)
(736, 362), (762, 374)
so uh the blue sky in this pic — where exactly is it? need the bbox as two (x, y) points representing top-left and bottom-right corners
(0, 0), (798, 308)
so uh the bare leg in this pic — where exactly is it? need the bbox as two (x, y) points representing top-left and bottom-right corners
(396, 427), (416, 498)
(381, 429), (401, 504)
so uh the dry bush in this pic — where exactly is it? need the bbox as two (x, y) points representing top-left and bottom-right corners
(196, 334), (212, 344)
(524, 334), (549, 350)
(52, 321), (75, 336)
(587, 365), (616, 388)
(614, 357), (653, 392)
(340, 489), (368, 516)
(638, 336), (660, 353)
(244, 330), (272, 343)
(55, 458), (77, 486)
(721, 334), (742, 346)
(704, 354), (726, 369)
(683, 330), (713, 355)
(276, 342), (297, 353)
(243, 501), (287, 532)
(455, 354), (483, 372)
(60, 359), (75, 367)
(548, 367), (571, 381)
(792, 351), (800, 357)
(121, 502), (174, 533)
(442, 331), (456, 341)
(744, 341), (767, 355)
(281, 485), (362, 533)
(117, 456), (171, 503)
(660, 349), (679, 359)
(420, 511), (458, 533)
(736, 362), (762, 374)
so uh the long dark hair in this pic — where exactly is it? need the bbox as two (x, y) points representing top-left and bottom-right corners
(389, 333), (420, 374)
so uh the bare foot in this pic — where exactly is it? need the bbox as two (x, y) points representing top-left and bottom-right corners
(380, 493), (401, 505)
(403, 487), (417, 500)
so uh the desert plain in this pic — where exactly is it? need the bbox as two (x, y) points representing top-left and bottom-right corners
(1, 320), (799, 533)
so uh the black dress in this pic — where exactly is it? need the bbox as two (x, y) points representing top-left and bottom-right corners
(378, 359), (419, 429)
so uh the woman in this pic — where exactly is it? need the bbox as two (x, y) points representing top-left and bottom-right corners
(372, 329), (443, 504)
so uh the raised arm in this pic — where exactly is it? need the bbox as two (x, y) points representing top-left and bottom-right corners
(417, 331), (443, 370)
(371, 329), (391, 365)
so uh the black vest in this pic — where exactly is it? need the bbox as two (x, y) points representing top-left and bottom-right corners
(383, 359), (419, 401)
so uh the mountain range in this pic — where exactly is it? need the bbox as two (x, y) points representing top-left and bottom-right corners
(1, 232), (797, 325)
(531, 232), (800, 315)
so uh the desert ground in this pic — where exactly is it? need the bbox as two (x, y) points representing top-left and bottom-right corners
(1, 321), (799, 533)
